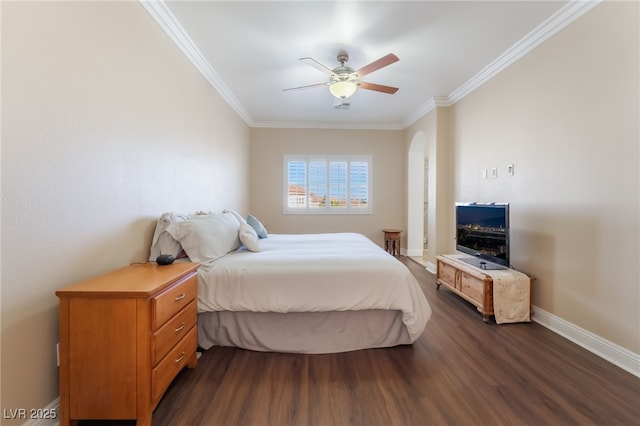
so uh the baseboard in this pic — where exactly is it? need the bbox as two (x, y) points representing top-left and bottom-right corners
(404, 248), (423, 257)
(425, 261), (436, 274)
(532, 306), (640, 378)
(428, 257), (639, 377)
(21, 397), (59, 426)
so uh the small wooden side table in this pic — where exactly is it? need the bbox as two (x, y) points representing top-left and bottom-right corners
(383, 229), (402, 256)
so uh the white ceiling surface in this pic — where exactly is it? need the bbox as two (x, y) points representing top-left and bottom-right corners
(151, 1), (591, 130)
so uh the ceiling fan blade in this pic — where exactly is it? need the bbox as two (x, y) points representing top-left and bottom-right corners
(355, 53), (399, 78)
(358, 81), (399, 94)
(283, 82), (329, 92)
(300, 57), (337, 76)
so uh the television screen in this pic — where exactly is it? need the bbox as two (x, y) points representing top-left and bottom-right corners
(456, 203), (509, 269)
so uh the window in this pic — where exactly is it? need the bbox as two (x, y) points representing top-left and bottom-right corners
(284, 155), (372, 214)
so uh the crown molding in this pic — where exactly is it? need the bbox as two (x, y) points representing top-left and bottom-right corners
(447, 0), (602, 105)
(403, 0), (602, 128)
(139, 0), (254, 126)
(403, 98), (437, 129)
(251, 120), (405, 131)
(402, 96), (452, 128)
(141, 0), (601, 131)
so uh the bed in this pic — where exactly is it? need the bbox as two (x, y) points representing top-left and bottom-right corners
(149, 211), (432, 353)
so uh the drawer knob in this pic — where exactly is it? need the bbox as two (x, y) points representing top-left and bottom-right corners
(174, 323), (185, 333)
(175, 293), (186, 302)
(175, 352), (185, 363)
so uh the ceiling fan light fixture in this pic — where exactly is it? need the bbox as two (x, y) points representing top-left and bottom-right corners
(329, 80), (357, 99)
(284, 52), (399, 102)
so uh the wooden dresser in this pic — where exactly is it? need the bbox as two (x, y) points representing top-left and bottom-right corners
(56, 262), (199, 426)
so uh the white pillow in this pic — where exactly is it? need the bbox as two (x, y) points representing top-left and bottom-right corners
(223, 209), (247, 224)
(148, 212), (190, 261)
(166, 212), (241, 264)
(224, 209), (260, 251)
(239, 222), (260, 252)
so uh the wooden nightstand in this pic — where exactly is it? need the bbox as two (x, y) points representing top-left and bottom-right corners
(56, 262), (199, 426)
(383, 229), (402, 256)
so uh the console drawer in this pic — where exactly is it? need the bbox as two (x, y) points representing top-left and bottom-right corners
(460, 272), (484, 304)
(438, 260), (458, 288)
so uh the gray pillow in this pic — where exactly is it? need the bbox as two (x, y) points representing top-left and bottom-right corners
(246, 214), (268, 239)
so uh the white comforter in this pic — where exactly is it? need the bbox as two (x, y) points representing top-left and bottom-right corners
(197, 233), (432, 342)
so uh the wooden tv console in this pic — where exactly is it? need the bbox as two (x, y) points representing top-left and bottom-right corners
(435, 254), (532, 323)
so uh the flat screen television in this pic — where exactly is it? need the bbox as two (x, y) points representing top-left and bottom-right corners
(455, 202), (509, 270)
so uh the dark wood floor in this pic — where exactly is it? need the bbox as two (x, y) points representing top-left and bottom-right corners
(81, 257), (640, 426)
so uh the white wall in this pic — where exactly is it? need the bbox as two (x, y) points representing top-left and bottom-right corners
(1, 2), (250, 423)
(405, 107), (454, 268)
(250, 128), (405, 248)
(449, 1), (639, 353)
(406, 130), (427, 257)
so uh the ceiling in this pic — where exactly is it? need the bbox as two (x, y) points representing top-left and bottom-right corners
(142, 1), (590, 130)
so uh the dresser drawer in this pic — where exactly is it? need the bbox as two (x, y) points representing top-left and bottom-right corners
(151, 300), (197, 366)
(438, 260), (458, 288)
(152, 274), (197, 330)
(460, 272), (484, 304)
(151, 326), (197, 403)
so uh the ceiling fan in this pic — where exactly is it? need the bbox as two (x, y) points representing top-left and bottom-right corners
(283, 52), (399, 100)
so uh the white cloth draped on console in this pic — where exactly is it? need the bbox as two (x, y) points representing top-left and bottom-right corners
(484, 268), (531, 324)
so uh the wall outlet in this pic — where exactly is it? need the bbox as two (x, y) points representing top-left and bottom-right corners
(491, 168), (498, 178)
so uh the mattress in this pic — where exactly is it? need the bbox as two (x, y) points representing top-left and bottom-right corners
(196, 232), (432, 353)
(198, 310), (412, 353)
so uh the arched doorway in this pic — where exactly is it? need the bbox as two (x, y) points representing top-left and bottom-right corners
(406, 107), (451, 272)
(407, 131), (427, 259)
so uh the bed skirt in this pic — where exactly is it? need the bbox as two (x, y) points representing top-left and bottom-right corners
(197, 309), (412, 354)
